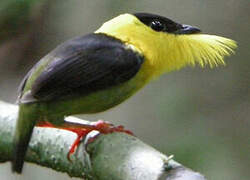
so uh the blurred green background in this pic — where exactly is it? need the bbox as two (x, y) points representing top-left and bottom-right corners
(0, 0), (249, 179)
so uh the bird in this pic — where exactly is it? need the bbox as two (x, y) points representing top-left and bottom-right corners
(12, 12), (237, 173)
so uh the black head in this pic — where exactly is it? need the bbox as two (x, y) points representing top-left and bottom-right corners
(134, 13), (201, 35)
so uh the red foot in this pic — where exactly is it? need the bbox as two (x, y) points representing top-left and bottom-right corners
(93, 120), (134, 135)
(36, 120), (133, 161)
(36, 121), (54, 128)
(65, 128), (91, 161)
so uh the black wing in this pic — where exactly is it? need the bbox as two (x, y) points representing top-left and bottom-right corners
(19, 33), (144, 103)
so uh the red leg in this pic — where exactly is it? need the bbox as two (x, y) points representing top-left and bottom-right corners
(36, 120), (133, 160)
(93, 120), (133, 135)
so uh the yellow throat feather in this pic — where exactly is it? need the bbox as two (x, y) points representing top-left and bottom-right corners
(96, 14), (237, 77)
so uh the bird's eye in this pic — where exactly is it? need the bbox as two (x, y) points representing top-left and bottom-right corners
(150, 20), (165, 31)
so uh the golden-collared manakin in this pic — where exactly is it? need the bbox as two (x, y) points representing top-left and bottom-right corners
(12, 13), (237, 173)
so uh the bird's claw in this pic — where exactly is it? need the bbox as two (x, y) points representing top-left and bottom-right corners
(66, 120), (134, 160)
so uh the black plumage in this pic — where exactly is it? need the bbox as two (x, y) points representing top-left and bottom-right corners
(19, 33), (144, 103)
(134, 13), (200, 34)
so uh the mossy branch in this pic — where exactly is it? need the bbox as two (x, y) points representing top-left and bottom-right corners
(0, 101), (206, 180)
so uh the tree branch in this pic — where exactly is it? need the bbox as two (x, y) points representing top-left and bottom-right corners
(0, 101), (206, 180)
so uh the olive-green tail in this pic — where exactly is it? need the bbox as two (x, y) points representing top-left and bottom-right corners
(12, 104), (38, 173)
